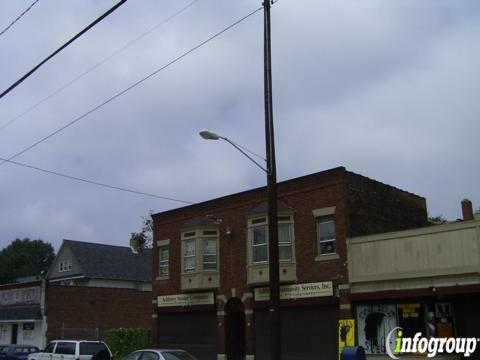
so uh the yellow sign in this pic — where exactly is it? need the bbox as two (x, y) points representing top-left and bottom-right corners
(338, 319), (355, 359)
(157, 292), (214, 307)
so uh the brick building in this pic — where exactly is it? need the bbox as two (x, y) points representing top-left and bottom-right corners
(151, 167), (428, 360)
(45, 240), (152, 341)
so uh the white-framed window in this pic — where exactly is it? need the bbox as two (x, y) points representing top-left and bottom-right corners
(159, 245), (169, 277)
(182, 228), (219, 273)
(248, 215), (294, 264)
(59, 260), (72, 272)
(317, 216), (336, 255)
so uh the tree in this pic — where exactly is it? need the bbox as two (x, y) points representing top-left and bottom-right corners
(0, 238), (55, 284)
(428, 214), (448, 225)
(129, 212), (154, 250)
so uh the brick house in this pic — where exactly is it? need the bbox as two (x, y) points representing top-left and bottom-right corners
(45, 240), (152, 341)
(151, 167), (428, 360)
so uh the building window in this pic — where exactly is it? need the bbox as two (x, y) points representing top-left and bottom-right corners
(181, 228), (219, 273)
(248, 215), (294, 264)
(159, 245), (169, 277)
(203, 238), (217, 271)
(59, 260), (72, 272)
(317, 216), (336, 255)
(183, 239), (196, 272)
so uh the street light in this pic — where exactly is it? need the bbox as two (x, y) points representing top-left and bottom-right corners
(200, 2), (280, 359)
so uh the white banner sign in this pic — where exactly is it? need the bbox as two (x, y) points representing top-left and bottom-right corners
(0, 287), (41, 306)
(254, 281), (333, 301)
(158, 292), (214, 307)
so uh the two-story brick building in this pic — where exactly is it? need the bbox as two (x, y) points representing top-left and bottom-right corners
(151, 167), (429, 360)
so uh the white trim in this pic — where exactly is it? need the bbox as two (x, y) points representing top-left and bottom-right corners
(312, 206), (336, 217)
(157, 239), (170, 247)
(0, 319), (40, 323)
(338, 284), (350, 290)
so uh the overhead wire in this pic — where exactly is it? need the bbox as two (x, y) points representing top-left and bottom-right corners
(0, 0), (127, 99)
(0, 155), (194, 204)
(0, 0), (41, 38)
(0, 0), (199, 132)
(0, 6), (264, 169)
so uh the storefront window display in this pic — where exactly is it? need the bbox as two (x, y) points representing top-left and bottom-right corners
(356, 302), (455, 354)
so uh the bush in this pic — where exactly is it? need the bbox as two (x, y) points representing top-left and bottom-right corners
(105, 328), (152, 359)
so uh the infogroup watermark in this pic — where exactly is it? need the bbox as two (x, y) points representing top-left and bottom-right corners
(386, 327), (480, 359)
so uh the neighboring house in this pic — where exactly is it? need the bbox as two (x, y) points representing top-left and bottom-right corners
(45, 239), (152, 341)
(0, 278), (46, 348)
(150, 167), (429, 360)
(348, 199), (480, 360)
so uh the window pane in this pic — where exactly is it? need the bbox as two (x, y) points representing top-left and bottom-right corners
(203, 239), (216, 255)
(252, 226), (266, 245)
(319, 220), (335, 241)
(279, 245), (292, 261)
(319, 240), (336, 255)
(253, 244), (267, 263)
(160, 247), (169, 261)
(184, 256), (195, 271)
(184, 240), (195, 256)
(278, 224), (291, 244)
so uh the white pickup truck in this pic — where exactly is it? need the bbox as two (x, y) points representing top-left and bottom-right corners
(28, 341), (112, 360)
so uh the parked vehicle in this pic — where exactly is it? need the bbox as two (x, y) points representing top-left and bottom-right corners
(124, 350), (197, 360)
(28, 341), (111, 360)
(0, 345), (40, 360)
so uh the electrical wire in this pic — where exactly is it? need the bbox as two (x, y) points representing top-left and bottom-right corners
(0, 155), (194, 204)
(0, 6), (263, 169)
(0, 0), (127, 99)
(0, 0), (41, 38)
(0, 0), (199, 132)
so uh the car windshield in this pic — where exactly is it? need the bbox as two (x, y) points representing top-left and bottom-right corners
(0, 346), (10, 353)
(161, 351), (197, 360)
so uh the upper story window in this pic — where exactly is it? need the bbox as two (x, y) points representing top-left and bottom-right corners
(313, 206), (337, 257)
(158, 243), (169, 278)
(317, 216), (336, 255)
(58, 260), (72, 272)
(181, 228), (219, 273)
(248, 215), (295, 264)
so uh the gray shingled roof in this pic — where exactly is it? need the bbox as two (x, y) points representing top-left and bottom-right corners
(63, 240), (152, 282)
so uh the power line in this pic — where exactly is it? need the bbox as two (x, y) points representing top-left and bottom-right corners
(0, 6), (263, 169)
(0, 155), (194, 204)
(0, 0), (127, 99)
(0, 0), (199, 132)
(0, 0), (41, 38)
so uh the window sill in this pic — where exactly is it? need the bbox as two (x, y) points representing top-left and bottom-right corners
(315, 254), (340, 262)
(156, 276), (169, 281)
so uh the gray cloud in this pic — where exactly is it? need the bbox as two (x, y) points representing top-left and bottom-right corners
(0, 0), (478, 250)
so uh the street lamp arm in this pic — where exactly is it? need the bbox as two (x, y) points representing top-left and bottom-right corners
(222, 137), (269, 173)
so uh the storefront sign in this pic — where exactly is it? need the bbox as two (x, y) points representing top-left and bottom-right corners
(254, 281), (333, 301)
(0, 287), (41, 306)
(23, 323), (35, 331)
(157, 292), (214, 307)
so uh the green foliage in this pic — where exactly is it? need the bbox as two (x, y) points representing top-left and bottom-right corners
(0, 238), (55, 284)
(428, 215), (448, 225)
(104, 328), (152, 359)
(129, 211), (154, 250)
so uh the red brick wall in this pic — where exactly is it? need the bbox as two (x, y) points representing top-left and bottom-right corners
(46, 284), (152, 341)
(151, 167), (428, 318)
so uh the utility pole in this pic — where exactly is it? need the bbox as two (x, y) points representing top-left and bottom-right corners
(263, 1), (281, 359)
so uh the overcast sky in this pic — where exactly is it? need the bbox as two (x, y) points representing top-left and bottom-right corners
(0, 0), (478, 251)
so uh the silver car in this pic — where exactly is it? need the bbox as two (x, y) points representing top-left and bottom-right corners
(124, 350), (197, 360)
